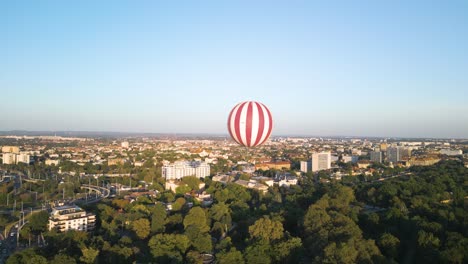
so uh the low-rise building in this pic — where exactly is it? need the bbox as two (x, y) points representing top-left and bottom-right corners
(255, 161), (291, 171)
(162, 160), (210, 180)
(48, 205), (96, 232)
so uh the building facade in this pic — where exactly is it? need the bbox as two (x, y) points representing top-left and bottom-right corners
(387, 147), (400, 163)
(1, 146), (20, 154)
(311, 152), (331, 172)
(300, 160), (311, 173)
(162, 161), (210, 180)
(16, 153), (31, 164)
(48, 205), (96, 232)
(370, 151), (382, 163)
(2, 153), (17, 164)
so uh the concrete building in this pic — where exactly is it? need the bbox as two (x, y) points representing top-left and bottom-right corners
(387, 147), (400, 163)
(2, 153), (16, 164)
(311, 152), (331, 172)
(300, 160), (311, 173)
(1, 146), (20, 154)
(48, 205), (96, 232)
(162, 161), (210, 180)
(370, 151), (382, 163)
(16, 153), (31, 164)
(121, 141), (129, 148)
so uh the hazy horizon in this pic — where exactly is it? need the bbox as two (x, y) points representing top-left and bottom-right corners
(2, 1), (468, 138)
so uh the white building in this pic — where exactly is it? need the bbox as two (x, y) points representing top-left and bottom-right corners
(311, 152), (331, 172)
(440, 149), (463, 156)
(121, 141), (129, 148)
(45, 159), (60, 166)
(342, 155), (359, 164)
(2, 153), (17, 164)
(370, 151), (382, 163)
(300, 160), (311, 173)
(16, 153), (31, 164)
(48, 205), (96, 232)
(162, 161), (210, 180)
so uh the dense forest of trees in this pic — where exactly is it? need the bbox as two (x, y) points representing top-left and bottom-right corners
(6, 160), (467, 263)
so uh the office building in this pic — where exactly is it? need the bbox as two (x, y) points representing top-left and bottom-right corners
(48, 205), (96, 232)
(370, 151), (382, 163)
(162, 161), (210, 180)
(311, 152), (331, 172)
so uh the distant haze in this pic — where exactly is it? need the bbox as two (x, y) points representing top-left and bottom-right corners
(1, 1), (468, 138)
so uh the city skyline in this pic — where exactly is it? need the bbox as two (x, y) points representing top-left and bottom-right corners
(2, 1), (468, 138)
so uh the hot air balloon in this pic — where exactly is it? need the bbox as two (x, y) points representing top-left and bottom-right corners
(227, 101), (273, 147)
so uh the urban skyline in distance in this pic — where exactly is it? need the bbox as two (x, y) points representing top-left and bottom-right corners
(2, 1), (468, 138)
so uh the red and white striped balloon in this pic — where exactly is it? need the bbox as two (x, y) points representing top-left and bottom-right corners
(227, 101), (273, 147)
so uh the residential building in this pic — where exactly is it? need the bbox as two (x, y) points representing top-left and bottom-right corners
(121, 141), (129, 148)
(45, 159), (60, 166)
(16, 153), (31, 164)
(162, 161), (210, 180)
(342, 155), (359, 164)
(1, 146), (20, 154)
(311, 152), (331, 172)
(370, 151), (382, 163)
(400, 148), (412, 160)
(48, 205), (96, 232)
(255, 161), (291, 171)
(2, 153), (16, 164)
(387, 147), (400, 163)
(380, 143), (388, 152)
(108, 158), (125, 166)
(440, 149), (463, 156)
(300, 160), (311, 173)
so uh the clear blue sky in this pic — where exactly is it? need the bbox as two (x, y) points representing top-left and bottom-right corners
(1, 1), (468, 138)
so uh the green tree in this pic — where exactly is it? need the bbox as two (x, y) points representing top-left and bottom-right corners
(248, 216), (284, 242)
(183, 207), (210, 233)
(79, 247), (99, 264)
(132, 218), (150, 239)
(151, 203), (167, 233)
(51, 254), (77, 264)
(148, 233), (190, 263)
(378, 233), (400, 260)
(182, 176), (201, 190)
(216, 248), (245, 264)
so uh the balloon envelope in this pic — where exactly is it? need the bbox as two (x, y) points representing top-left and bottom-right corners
(227, 101), (273, 147)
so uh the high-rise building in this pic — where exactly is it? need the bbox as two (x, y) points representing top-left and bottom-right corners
(311, 152), (331, 172)
(387, 147), (400, 163)
(370, 151), (382, 163)
(300, 160), (312, 173)
(400, 148), (412, 160)
(162, 161), (210, 180)
(2, 153), (17, 164)
(16, 153), (31, 164)
(2, 146), (20, 154)
(48, 205), (96, 232)
(380, 143), (388, 152)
